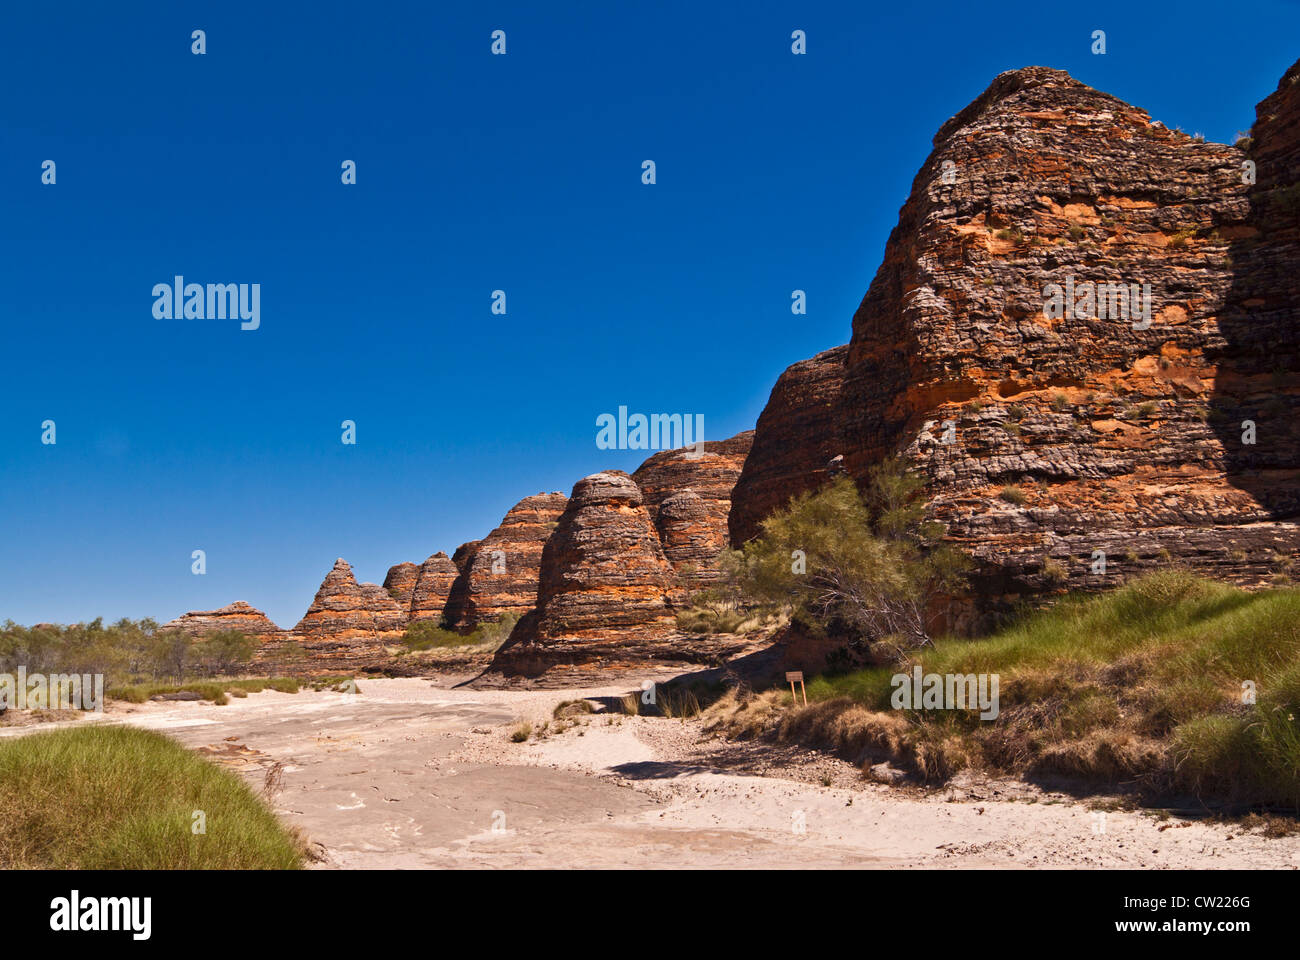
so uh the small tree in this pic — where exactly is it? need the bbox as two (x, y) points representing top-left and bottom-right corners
(723, 459), (969, 654)
(150, 630), (193, 681)
(195, 630), (255, 677)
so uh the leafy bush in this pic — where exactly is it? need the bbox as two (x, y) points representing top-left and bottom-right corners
(722, 460), (969, 651)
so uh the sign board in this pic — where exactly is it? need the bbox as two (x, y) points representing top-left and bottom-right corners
(786, 670), (808, 706)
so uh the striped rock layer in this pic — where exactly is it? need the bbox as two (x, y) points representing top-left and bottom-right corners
(632, 431), (753, 586)
(493, 471), (682, 675)
(161, 601), (279, 638)
(441, 493), (568, 631)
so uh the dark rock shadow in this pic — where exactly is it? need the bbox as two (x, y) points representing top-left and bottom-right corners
(1213, 62), (1300, 531)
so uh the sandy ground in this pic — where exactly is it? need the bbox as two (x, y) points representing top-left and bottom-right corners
(3, 677), (1298, 869)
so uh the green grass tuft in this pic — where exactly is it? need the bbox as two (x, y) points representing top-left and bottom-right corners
(0, 726), (306, 868)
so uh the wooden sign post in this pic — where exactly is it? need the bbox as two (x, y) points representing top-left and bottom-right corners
(786, 671), (807, 707)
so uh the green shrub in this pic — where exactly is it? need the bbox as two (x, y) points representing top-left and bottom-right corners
(721, 460), (969, 650)
(403, 613), (518, 651)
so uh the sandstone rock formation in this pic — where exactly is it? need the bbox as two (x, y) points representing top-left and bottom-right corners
(408, 551), (459, 623)
(204, 63), (1300, 677)
(162, 601), (279, 638)
(632, 431), (753, 585)
(382, 562), (420, 609)
(263, 558), (409, 672)
(731, 63), (1300, 626)
(294, 558), (407, 638)
(653, 489), (714, 590)
(493, 472), (681, 674)
(442, 494), (567, 631)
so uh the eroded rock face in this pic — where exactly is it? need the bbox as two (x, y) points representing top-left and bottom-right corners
(382, 562), (419, 609)
(441, 494), (567, 630)
(728, 347), (849, 546)
(732, 63), (1300, 626)
(294, 558), (406, 638)
(408, 552), (459, 623)
(633, 431), (753, 585)
(493, 472), (680, 674)
(162, 601), (279, 638)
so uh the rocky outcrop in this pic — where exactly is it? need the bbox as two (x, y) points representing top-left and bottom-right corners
(162, 602), (279, 638)
(271, 558), (407, 671)
(408, 552), (459, 623)
(728, 348), (849, 545)
(294, 558), (406, 638)
(382, 562), (420, 609)
(441, 494), (567, 630)
(451, 540), (481, 572)
(730, 63), (1300, 627)
(493, 472), (681, 675)
(632, 431), (753, 585)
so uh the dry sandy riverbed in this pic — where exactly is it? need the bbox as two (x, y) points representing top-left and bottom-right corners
(3, 677), (1297, 869)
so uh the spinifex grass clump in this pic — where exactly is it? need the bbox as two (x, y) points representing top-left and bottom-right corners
(0, 726), (306, 868)
(718, 571), (1300, 808)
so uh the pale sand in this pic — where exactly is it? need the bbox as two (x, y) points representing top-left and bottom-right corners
(3, 677), (1297, 869)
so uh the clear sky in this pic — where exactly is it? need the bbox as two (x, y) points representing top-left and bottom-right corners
(2, 0), (1296, 628)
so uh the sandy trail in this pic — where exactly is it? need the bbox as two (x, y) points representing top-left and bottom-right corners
(4, 677), (1297, 869)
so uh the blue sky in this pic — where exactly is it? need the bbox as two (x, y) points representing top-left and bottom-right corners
(2, 0), (1296, 628)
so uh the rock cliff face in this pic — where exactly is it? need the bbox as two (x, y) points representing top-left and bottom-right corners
(632, 431), (753, 585)
(408, 551), (459, 623)
(162, 601), (279, 638)
(493, 472), (681, 675)
(441, 494), (568, 631)
(730, 64), (1300, 626)
(269, 558), (408, 671)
